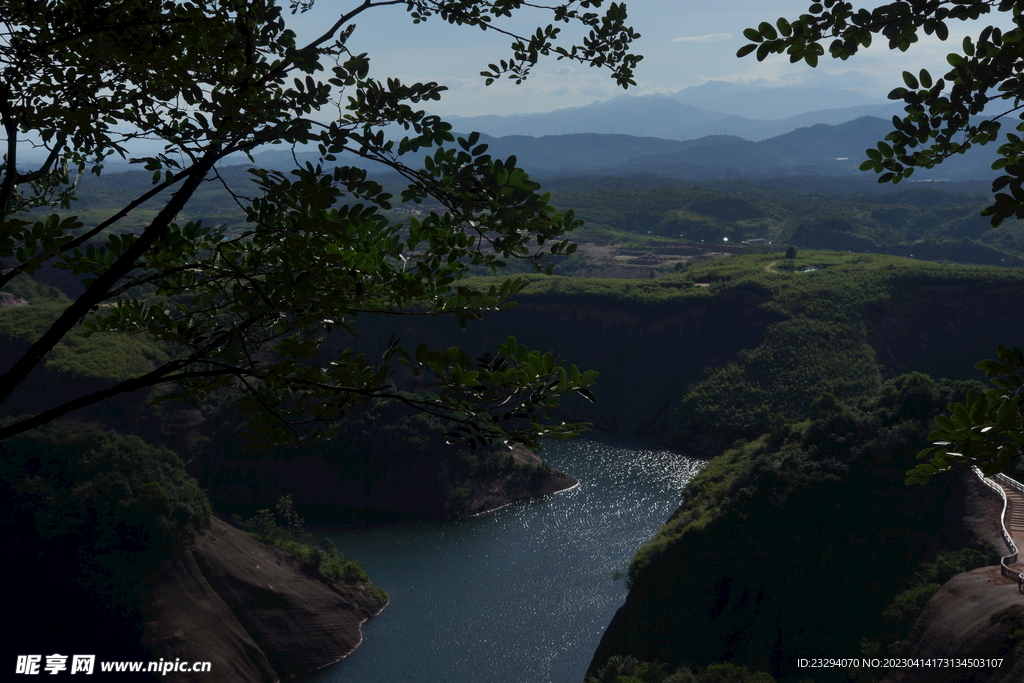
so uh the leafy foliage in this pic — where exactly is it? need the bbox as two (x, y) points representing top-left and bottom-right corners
(548, 183), (1024, 266)
(615, 373), (984, 683)
(739, 0), (1024, 226)
(0, 425), (210, 609)
(0, 302), (166, 381)
(0, 0), (640, 449)
(1, 272), (69, 303)
(855, 548), (990, 680)
(911, 345), (1024, 482)
(239, 495), (388, 605)
(587, 656), (776, 683)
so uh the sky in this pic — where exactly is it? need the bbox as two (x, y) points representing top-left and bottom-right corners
(9, 0), (1004, 163)
(283, 0), (1003, 118)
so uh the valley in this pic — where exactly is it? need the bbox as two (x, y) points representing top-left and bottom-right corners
(7, 87), (1024, 683)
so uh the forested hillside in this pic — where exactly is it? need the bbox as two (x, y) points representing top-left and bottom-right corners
(8, 138), (1024, 680)
(551, 183), (1024, 268)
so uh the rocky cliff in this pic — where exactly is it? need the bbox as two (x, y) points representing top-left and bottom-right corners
(881, 568), (1024, 683)
(587, 375), (1009, 683)
(143, 517), (385, 683)
(460, 446), (578, 517)
(876, 474), (1024, 683)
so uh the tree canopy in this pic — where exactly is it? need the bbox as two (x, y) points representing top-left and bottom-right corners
(740, 0), (1024, 227)
(740, 0), (1024, 480)
(0, 0), (639, 448)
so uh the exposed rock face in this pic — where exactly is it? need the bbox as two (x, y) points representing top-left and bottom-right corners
(0, 291), (29, 308)
(878, 474), (1024, 683)
(197, 445), (577, 521)
(461, 446), (578, 517)
(881, 568), (1024, 683)
(143, 518), (384, 682)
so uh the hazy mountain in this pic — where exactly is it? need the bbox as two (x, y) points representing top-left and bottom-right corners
(670, 81), (885, 119)
(445, 95), (722, 139)
(640, 123), (995, 181)
(187, 115), (1001, 186)
(677, 104), (903, 140)
(444, 88), (901, 142)
(666, 80), (748, 105)
(474, 117), (1000, 182)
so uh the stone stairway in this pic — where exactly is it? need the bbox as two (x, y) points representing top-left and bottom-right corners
(1000, 481), (1024, 569)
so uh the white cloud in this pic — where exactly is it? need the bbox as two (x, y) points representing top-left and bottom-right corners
(671, 33), (732, 43)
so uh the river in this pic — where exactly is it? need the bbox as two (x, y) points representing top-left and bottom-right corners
(308, 435), (704, 683)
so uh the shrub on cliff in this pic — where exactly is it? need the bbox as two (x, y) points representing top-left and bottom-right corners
(239, 496), (388, 606)
(2, 425), (210, 655)
(1, 426), (210, 591)
(855, 547), (991, 679)
(587, 655), (777, 683)
(614, 373), (983, 683)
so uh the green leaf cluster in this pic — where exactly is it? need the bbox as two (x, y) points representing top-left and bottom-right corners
(740, 0), (1024, 226)
(911, 345), (1024, 482)
(0, 425), (211, 612)
(0, 0), (641, 449)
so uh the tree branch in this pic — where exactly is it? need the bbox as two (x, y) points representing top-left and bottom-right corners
(0, 150), (220, 406)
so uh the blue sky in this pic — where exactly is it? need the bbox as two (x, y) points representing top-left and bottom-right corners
(13, 1), (1001, 163)
(286, 0), (999, 117)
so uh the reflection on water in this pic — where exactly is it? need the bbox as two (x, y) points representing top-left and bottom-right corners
(308, 436), (704, 683)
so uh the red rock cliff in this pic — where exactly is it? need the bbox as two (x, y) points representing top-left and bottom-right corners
(143, 518), (384, 682)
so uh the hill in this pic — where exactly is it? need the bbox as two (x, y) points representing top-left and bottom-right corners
(443, 86), (900, 141)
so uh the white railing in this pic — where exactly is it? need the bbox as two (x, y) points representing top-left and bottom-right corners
(972, 467), (1024, 593)
(995, 472), (1024, 497)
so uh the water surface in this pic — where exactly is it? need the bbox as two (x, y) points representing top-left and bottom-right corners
(309, 436), (703, 683)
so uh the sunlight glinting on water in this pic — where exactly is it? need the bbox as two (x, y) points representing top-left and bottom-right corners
(308, 436), (704, 683)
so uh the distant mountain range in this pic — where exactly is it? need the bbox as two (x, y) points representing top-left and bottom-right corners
(68, 83), (996, 183)
(443, 82), (903, 141)
(233, 115), (998, 184)
(471, 117), (998, 181)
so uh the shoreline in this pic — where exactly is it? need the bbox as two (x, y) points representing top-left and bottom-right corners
(467, 477), (581, 518)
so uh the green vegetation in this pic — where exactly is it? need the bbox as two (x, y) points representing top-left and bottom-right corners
(587, 656), (777, 683)
(454, 251), (1024, 456)
(240, 495), (388, 607)
(911, 345), (1024, 482)
(609, 373), (988, 682)
(0, 302), (166, 381)
(853, 548), (994, 681)
(1, 425), (210, 611)
(743, 0), (1024, 481)
(548, 185), (1024, 267)
(2, 273), (69, 304)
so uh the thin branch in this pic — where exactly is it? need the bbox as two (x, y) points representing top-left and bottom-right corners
(0, 359), (201, 440)
(0, 83), (19, 216)
(258, 0), (406, 87)
(0, 149), (221, 406)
